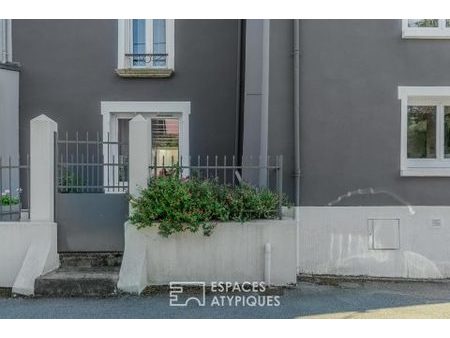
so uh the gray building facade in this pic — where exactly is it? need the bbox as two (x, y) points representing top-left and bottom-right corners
(13, 19), (241, 161)
(7, 19), (450, 214)
(250, 19), (450, 206)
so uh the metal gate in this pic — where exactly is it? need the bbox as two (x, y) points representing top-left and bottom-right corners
(55, 132), (129, 252)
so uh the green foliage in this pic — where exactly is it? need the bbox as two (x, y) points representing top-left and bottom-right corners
(415, 19), (438, 27)
(1, 193), (19, 206)
(58, 170), (84, 193)
(129, 169), (285, 237)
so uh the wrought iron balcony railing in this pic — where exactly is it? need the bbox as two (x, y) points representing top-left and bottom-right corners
(125, 53), (168, 67)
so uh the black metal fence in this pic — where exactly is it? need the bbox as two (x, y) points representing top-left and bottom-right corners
(125, 53), (168, 66)
(0, 156), (30, 221)
(55, 132), (128, 193)
(54, 131), (285, 218)
(148, 155), (284, 219)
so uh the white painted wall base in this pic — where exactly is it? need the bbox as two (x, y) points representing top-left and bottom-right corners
(0, 221), (59, 295)
(298, 206), (450, 279)
(118, 219), (297, 294)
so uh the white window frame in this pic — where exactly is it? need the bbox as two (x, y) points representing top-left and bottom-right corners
(0, 19), (12, 63)
(398, 86), (450, 176)
(402, 19), (450, 39)
(101, 101), (190, 193)
(117, 19), (175, 70)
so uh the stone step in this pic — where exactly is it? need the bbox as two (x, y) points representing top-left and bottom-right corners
(34, 267), (119, 297)
(59, 252), (123, 268)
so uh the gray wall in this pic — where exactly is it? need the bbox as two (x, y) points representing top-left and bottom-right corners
(0, 67), (19, 195)
(0, 67), (19, 161)
(13, 19), (240, 160)
(269, 19), (450, 206)
(268, 20), (294, 200)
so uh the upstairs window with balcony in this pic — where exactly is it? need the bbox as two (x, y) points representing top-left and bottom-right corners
(117, 19), (175, 78)
(402, 19), (450, 39)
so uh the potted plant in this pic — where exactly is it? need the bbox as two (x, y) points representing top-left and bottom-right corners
(129, 169), (283, 237)
(118, 168), (297, 293)
(1, 189), (21, 221)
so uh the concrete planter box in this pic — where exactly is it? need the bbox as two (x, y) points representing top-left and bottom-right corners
(0, 221), (59, 295)
(118, 218), (298, 294)
(0, 204), (20, 221)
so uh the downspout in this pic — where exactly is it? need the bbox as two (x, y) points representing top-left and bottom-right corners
(1, 20), (6, 63)
(293, 20), (301, 207)
(259, 19), (270, 187)
(235, 19), (246, 165)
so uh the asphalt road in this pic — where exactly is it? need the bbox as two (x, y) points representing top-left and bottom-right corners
(2, 281), (450, 318)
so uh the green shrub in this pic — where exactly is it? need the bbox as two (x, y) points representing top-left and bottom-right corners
(58, 170), (84, 193)
(1, 192), (19, 206)
(129, 168), (284, 237)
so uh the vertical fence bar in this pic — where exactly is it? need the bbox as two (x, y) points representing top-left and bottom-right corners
(232, 155), (236, 187)
(197, 155), (200, 179)
(54, 132), (58, 219)
(91, 155), (95, 193)
(65, 132), (68, 193)
(223, 155), (227, 185)
(277, 155), (283, 220)
(54, 132), (58, 202)
(8, 156), (12, 220)
(70, 154), (74, 192)
(179, 155), (183, 178)
(206, 155), (209, 180)
(162, 155), (165, 176)
(107, 132), (111, 192)
(215, 155), (218, 181)
(101, 153), (105, 193)
(59, 153), (63, 193)
(112, 154), (115, 192)
(27, 154), (30, 219)
(81, 153), (85, 193)
(0, 157), (2, 217)
(86, 132), (89, 193)
(96, 132), (100, 193)
(76, 131), (79, 193)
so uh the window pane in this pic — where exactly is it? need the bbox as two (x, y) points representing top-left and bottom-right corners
(153, 19), (167, 67)
(408, 19), (439, 27)
(444, 107), (450, 158)
(118, 119), (131, 182)
(407, 106), (436, 159)
(151, 118), (179, 176)
(447, 20), (450, 27)
(132, 19), (146, 66)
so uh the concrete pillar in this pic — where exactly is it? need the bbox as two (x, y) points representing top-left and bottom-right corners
(30, 114), (57, 222)
(129, 114), (151, 201)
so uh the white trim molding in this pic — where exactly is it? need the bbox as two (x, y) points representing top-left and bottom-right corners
(398, 86), (450, 176)
(402, 19), (450, 39)
(101, 101), (190, 192)
(117, 19), (175, 70)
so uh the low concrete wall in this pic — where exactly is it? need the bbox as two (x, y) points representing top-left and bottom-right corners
(298, 206), (450, 279)
(0, 221), (59, 295)
(118, 219), (297, 293)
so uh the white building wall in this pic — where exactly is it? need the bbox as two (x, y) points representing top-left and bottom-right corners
(0, 221), (59, 294)
(298, 206), (450, 279)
